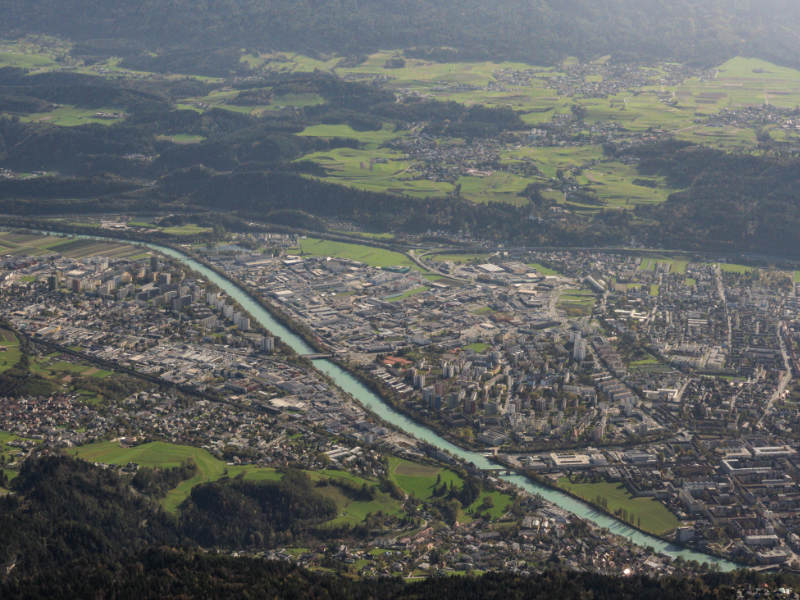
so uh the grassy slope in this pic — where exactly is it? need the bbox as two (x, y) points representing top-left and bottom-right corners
(0, 329), (22, 374)
(387, 456), (463, 500)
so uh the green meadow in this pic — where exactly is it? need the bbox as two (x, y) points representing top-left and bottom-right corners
(557, 477), (679, 536)
(71, 440), (281, 513)
(298, 237), (420, 271)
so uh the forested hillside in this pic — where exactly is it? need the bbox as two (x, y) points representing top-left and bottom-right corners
(4, 0), (800, 70)
(0, 458), (795, 599)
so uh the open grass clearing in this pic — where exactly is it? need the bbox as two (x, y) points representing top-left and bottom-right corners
(465, 342), (491, 353)
(527, 262), (561, 276)
(298, 237), (420, 271)
(715, 262), (757, 274)
(0, 329), (22, 374)
(309, 470), (404, 528)
(298, 147), (452, 199)
(160, 224), (213, 236)
(155, 134), (206, 144)
(72, 440), (231, 513)
(456, 172), (531, 206)
(298, 123), (402, 147)
(20, 106), (125, 127)
(387, 456), (463, 501)
(557, 477), (678, 535)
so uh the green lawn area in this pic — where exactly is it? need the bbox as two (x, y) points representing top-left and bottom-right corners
(465, 490), (514, 520)
(630, 355), (659, 367)
(557, 477), (679, 535)
(387, 456), (463, 501)
(650, 284), (660, 297)
(638, 258), (655, 271)
(298, 237), (421, 271)
(465, 342), (491, 353)
(161, 224), (213, 236)
(637, 257), (689, 274)
(715, 262), (756, 274)
(527, 262), (561, 276)
(386, 286), (429, 302)
(0, 329), (22, 373)
(29, 356), (112, 379)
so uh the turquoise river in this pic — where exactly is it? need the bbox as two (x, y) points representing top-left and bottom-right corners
(41, 231), (739, 570)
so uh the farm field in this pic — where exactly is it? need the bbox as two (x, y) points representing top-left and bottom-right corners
(5, 40), (799, 213)
(638, 257), (689, 274)
(557, 289), (596, 316)
(557, 477), (679, 536)
(270, 51), (800, 210)
(0, 232), (152, 260)
(297, 237), (421, 271)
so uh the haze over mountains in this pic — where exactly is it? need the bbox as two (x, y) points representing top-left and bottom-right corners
(5, 0), (800, 71)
